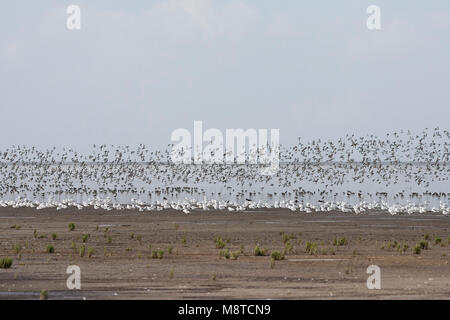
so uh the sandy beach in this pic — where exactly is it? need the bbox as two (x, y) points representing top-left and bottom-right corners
(0, 208), (449, 299)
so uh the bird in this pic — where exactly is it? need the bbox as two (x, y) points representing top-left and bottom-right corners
(0, 128), (447, 215)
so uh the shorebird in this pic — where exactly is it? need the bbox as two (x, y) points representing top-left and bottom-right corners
(0, 128), (447, 214)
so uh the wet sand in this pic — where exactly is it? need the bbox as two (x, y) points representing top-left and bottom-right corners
(0, 208), (449, 299)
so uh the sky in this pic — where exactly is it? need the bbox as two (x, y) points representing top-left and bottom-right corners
(1, 0), (449, 151)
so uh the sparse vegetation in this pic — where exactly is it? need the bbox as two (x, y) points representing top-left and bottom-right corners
(305, 241), (318, 255)
(345, 265), (352, 275)
(151, 249), (164, 259)
(281, 232), (295, 244)
(219, 249), (230, 259)
(79, 245), (86, 257)
(6, 202), (450, 299)
(253, 245), (268, 256)
(231, 250), (240, 260)
(284, 240), (294, 254)
(390, 240), (398, 249)
(270, 258), (275, 269)
(398, 242), (409, 254)
(13, 244), (22, 254)
(0, 257), (13, 269)
(418, 240), (429, 250)
(68, 223), (75, 231)
(215, 236), (226, 249)
(382, 239), (410, 253)
(333, 237), (348, 246)
(82, 234), (90, 243)
(40, 289), (48, 300)
(270, 250), (285, 261)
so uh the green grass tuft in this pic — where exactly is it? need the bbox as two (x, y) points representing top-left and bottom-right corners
(82, 234), (90, 243)
(46, 244), (55, 253)
(40, 289), (48, 300)
(231, 251), (240, 260)
(333, 237), (348, 246)
(281, 232), (295, 244)
(305, 241), (318, 255)
(45, 244), (55, 253)
(151, 249), (164, 259)
(79, 245), (86, 257)
(214, 236), (226, 249)
(0, 257), (13, 269)
(13, 244), (22, 254)
(253, 245), (268, 256)
(270, 250), (285, 261)
(418, 240), (428, 250)
(219, 249), (230, 259)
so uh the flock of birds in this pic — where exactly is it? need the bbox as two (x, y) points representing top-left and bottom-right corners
(0, 128), (448, 215)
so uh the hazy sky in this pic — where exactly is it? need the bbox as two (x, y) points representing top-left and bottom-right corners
(1, 1), (449, 151)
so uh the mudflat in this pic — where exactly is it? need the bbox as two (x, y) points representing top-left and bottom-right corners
(0, 208), (449, 299)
